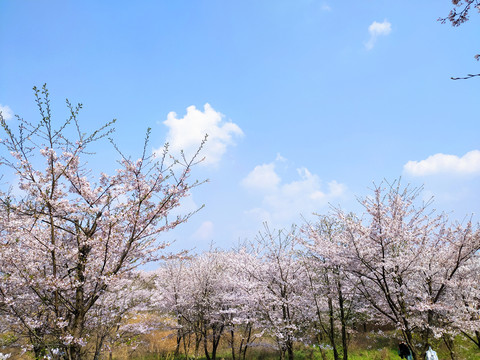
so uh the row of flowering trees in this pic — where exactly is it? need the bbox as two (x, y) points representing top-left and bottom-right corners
(0, 88), (479, 360)
(154, 185), (480, 360)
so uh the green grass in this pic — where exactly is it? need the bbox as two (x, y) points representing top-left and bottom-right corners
(123, 332), (480, 360)
(127, 347), (398, 360)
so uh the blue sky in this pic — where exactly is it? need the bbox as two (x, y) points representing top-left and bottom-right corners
(1, 1), (479, 253)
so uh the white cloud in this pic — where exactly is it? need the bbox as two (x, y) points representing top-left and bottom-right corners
(158, 104), (243, 166)
(0, 104), (13, 121)
(242, 158), (347, 225)
(241, 163), (281, 192)
(404, 150), (480, 176)
(192, 221), (214, 241)
(365, 20), (391, 50)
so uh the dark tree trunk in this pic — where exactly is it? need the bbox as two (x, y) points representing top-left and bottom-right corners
(286, 339), (294, 360)
(239, 323), (253, 360)
(93, 334), (106, 360)
(338, 284), (348, 360)
(443, 334), (456, 360)
(402, 327), (417, 360)
(203, 326), (211, 360)
(210, 324), (224, 360)
(230, 329), (236, 360)
(194, 330), (202, 358)
(328, 297), (339, 360)
(175, 328), (182, 357)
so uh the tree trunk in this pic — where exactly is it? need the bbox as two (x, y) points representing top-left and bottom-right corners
(210, 324), (224, 360)
(66, 344), (83, 360)
(338, 284), (348, 360)
(230, 329), (236, 360)
(443, 334), (456, 360)
(93, 334), (106, 360)
(402, 328), (417, 360)
(183, 331), (192, 358)
(203, 327), (211, 360)
(286, 341), (294, 360)
(422, 307), (434, 357)
(240, 323), (252, 360)
(175, 328), (182, 357)
(194, 331), (202, 359)
(328, 297), (339, 360)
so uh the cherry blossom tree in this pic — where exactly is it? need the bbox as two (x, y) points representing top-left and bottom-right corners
(155, 250), (238, 360)
(188, 251), (231, 360)
(301, 216), (359, 360)
(0, 85), (203, 359)
(441, 249), (480, 352)
(153, 258), (196, 358)
(224, 247), (263, 360)
(337, 182), (480, 360)
(246, 225), (307, 360)
(408, 219), (480, 359)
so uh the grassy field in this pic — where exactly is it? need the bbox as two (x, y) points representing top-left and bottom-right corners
(2, 329), (479, 359)
(116, 330), (480, 360)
